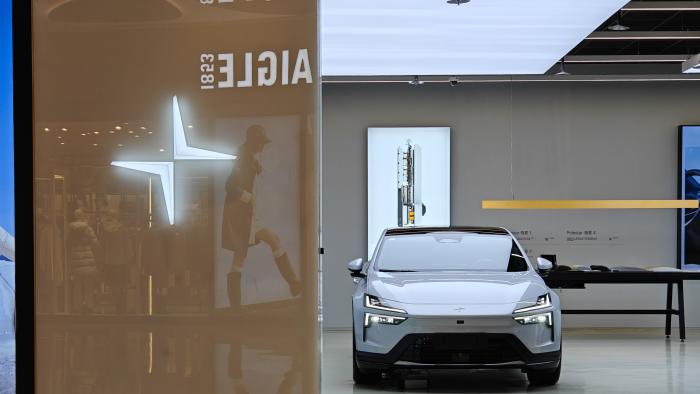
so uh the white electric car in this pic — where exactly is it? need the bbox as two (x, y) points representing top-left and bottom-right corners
(348, 227), (561, 386)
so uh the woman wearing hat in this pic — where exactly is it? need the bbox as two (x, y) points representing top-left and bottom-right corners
(222, 125), (301, 309)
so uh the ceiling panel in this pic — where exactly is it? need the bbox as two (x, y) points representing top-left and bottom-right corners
(321, 0), (628, 76)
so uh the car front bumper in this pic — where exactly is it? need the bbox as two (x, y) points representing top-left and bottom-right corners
(356, 332), (561, 371)
(354, 311), (561, 371)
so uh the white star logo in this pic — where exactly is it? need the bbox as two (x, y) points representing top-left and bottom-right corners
(111, 96), (236, 225)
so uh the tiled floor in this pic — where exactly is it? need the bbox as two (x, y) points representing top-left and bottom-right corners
(322, 328), (700, 393)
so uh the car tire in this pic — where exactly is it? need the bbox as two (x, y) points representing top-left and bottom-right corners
(526, 361), (560, 386)
(352, 329), (382, 385)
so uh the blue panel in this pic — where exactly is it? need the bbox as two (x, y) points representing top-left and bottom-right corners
(0, 0), (13, 237)
(680, 126), (700, 270)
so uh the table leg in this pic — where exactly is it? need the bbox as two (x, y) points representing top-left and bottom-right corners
(678, 281), (686, 342)
(665, 283), (673, 338)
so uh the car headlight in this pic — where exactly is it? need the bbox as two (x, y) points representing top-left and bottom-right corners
(514, 312), (553, 327)
(513, 293), (551, 314)
(364, 294), (406, 314)
(364, 312), (406, 327)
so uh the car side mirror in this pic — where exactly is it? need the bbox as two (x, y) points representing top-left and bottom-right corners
(347, 258), (365, 278)
(536, 257), (554, 273)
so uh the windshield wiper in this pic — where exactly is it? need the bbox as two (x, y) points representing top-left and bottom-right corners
(379, 269), (417, 272)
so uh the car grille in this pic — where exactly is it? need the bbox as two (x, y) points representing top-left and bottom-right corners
(397, 334), (523, 365)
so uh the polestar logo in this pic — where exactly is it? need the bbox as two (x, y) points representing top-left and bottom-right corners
(111, 96), (236, 225)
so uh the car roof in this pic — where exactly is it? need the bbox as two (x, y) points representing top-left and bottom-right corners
(384, 226), (510, 236)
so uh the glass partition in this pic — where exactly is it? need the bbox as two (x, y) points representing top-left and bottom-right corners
(32, 1), (319, 392)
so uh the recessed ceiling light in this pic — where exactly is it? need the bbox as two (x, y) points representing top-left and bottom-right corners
(81, 133), (86, 136)
(61, 127), (67, 131)
(44, 128), (50, 132)
(94, 131), (100, 135)
(60, 142), (65, 145)
(115, 126), (122, 130)
(140, 126), (147, 130)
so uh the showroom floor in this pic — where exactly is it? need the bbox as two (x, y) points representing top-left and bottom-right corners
(322, 328), (700, 393)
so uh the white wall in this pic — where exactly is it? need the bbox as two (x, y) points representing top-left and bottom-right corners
(322, 81), (700, 329)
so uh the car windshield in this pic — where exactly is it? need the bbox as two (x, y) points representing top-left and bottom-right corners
(375, 232), (529, 272)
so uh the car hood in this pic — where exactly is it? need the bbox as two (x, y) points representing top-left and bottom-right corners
(367, 271), (547, 306)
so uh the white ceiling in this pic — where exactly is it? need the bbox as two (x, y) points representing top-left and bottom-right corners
(321, 0), (629, 76)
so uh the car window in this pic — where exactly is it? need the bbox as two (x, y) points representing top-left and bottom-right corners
(375, 232), (529, 272)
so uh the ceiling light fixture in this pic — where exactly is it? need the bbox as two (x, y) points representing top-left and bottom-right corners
(408, 76), (424, 86)
(682, 53), (700, 73)
(607, 10), (629, 31)
(555, 60), (570, 75)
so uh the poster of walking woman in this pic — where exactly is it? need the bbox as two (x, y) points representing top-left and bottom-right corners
(215, 116), (304, 309)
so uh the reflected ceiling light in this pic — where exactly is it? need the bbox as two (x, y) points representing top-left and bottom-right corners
(187, 125), (193, 129)
(109, 130), (115, 134)
(134, 135), (140, 138)
(140, 126), (147, 130)
(148, 131), (153, 134)
(117, 144), (123, 147)
(81, 133), (86, 136)
(682, 53), (700, 73)
(111, 96), (236, 225)
(60, 142), (65, 145)
(128, 130), (134, 134)
(61, 127), (68, 131)
(115, 126), (122, 130)
(57, 136), (62, 139)
(159, 148), (165, 152)
(93, 143), (98, 146)
(94, 131), (100, 135)
(43, 128), (50, 132)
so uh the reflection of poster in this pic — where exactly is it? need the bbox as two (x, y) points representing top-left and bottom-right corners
(367, 127), (450, 256)
(680, 126), (700, 270)
(214, 117), (302, 308)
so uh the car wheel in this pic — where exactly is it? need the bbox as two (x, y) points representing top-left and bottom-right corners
(527, 361), (560, 386)
(352, 328), (382, 385)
